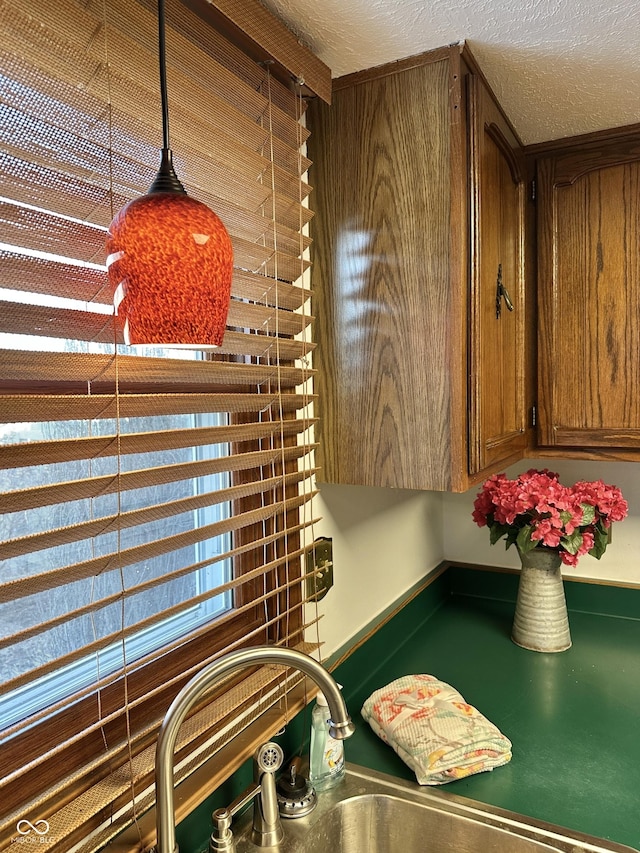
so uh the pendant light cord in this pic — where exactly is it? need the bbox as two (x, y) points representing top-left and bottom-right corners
(157, 0), (171, 151)
(148, 0), (187, 194)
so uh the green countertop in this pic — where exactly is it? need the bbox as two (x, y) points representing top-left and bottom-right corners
(332, 566), (640, 851)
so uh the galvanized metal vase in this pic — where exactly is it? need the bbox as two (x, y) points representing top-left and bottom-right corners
(511, 547), (572, 652)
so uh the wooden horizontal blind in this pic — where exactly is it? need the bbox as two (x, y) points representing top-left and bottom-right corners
(0, 0), (320, 849)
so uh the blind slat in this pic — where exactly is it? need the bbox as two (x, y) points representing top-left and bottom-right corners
(197, 329), (314, 360)
(0, 417), (316, 468)
(0, 488), (316, 604)
(0, 197), (107, 263)
(0, 248), (311, 310)
(0, 196), (308, 282)
(0, 350), (312, 391)
(0, 391), (314, 423)
(229, 300), (312, 337)
(232, 237), (310, 284)
(1, 1), (311, 202)
(232, 270), (310, 311)
(5, 0), (311, 149)
(3, 503), (321, 662)
(4, 580), (317, 711)
(0, 442), (314, 514)
(0, 300), (313, 360)
(160, 0), (319, 113)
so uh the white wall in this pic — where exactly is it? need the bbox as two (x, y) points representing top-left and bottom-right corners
(310, 459), (640, 658)
(308, 482), (444, 658)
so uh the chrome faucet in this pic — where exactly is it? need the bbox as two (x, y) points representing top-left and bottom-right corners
(154, 645), (355, 853)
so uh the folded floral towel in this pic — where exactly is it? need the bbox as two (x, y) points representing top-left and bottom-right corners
(361, 674), (512, 785)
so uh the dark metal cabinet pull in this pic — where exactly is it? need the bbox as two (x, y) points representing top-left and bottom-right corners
(495, 263), (514, 318)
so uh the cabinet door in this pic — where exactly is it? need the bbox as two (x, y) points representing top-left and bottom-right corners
(468, 78), (527, 476)
(308, 57), (458, 491)
(537, 139), (640, 447)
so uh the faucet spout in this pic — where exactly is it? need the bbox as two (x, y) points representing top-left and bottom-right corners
(155, 645), (355, 853)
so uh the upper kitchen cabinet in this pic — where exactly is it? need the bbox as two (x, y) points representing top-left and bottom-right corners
(307, 46), (527, 492)
(468, 76), (527, 476)
(536, 129), (640, 451)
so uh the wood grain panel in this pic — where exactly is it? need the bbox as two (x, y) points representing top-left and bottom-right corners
(537, 137), (640, 447)
(468, 77), (526, 475)
(308, 59), (455, 490)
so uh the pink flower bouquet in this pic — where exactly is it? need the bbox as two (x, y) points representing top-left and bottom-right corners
(472, 469), (628, 567)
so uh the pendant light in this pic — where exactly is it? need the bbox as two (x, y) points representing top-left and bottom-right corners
(106, 0), (233, 347)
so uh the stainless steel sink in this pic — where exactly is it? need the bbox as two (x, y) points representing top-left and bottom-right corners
(231, 763), (638, 853)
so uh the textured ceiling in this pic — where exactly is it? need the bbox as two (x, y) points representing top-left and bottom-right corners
(259, 0), (640, 145)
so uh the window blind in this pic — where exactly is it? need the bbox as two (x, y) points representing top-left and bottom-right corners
(0, 0), (328, 848)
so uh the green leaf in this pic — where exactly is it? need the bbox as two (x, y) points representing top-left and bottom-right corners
(505, 527), (520, 550)
(580, 503), (596, 525)
(559, 509), (573, 526)
(561, 529), (582, 555)
(590, 525), (609, 560)
(489, 523), (510, 546)
(516, 525), (536, 553)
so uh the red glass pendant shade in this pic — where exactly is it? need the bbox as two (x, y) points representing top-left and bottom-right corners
(106, 190), (233, 346)
(105, 0), (233, 348)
